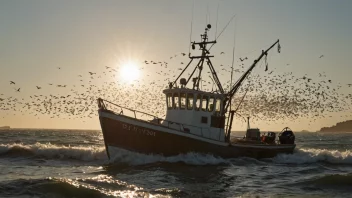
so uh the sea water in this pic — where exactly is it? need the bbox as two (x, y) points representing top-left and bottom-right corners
(0, 129), (351, 198)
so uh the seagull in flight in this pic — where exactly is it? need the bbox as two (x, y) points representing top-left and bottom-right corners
(36, 86), (41, 89)
(10, 81), (15, 85)
(319, 55), (324, 58)
(239, 57), (248, 62)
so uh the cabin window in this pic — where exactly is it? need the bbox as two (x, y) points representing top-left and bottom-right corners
(201, 95), (208, 111)
(215, 98), (221, 113)
(180, 93), (186, 109)
(187, 93), (194, 110)
(195, 94), (201, 111)
(208, 97), (214, 112)
(173, 93), (179, 109)
(167, 93), (172, 109)
(201, 116), (208, 124)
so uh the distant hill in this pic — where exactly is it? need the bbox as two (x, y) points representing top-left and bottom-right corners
(319, 120), (352, 132)
(0, 126), (10, 129)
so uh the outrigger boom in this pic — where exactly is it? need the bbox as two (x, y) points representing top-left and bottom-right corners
(169, 23), (281, 137)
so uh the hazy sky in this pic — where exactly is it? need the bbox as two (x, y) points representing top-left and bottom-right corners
(1, 0), (351, 131)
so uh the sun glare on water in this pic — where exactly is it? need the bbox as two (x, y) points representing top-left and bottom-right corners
(119, 62), (140, 83)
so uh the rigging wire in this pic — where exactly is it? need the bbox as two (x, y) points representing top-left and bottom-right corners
(234, 86), (249, 113)
(230, 17), (237, 91)
(229, 17), (237, 112)
(208, 13), (236, 51)
(188, 0), (195, 55)
(216, 13), (236, 40)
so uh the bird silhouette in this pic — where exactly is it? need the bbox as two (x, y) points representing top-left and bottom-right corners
(239, 57), (248, 62)
(1, 49), (350, 131)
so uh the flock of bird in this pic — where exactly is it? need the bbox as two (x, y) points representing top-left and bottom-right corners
(1, 50), (351, 128)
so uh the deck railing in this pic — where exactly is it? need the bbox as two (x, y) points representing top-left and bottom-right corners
(97, 98), (224, 142)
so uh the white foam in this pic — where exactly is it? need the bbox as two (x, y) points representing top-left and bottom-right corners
(6, 143), (350, 166)
(0, 143), (107, 161)
(108, 146), (229, 166)
(273, 148), (352, 164)
(0, 143), (228, 165)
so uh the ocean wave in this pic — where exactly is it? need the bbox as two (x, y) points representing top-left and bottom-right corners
(0, 143), (229, 165)
(294, 173), (352, 189)
(108, 146), (229, 166)
(0, 177), (133, 198)
(6, 143), (350, 166)
(0, 176), (182, 198)
(308, 174), (352, 186)
(0, 143), (107, 161)
(273, 148), (352, 164)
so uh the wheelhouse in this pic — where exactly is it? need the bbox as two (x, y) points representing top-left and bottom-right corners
(162, 87), (226, 141)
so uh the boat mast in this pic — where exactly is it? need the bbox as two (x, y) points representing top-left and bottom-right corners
(169, 24), (224, 93)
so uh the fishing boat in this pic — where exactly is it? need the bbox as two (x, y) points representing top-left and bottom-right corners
(97, 23), (295, 159)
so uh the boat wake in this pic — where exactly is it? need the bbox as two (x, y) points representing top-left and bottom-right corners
(108, 146), (229, 166)
(273, 148), (352, 164)
(2, 143), (351, 166)
(0, 143), (228, 165)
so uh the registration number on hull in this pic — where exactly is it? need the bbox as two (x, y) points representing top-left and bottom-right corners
(122, 123), (156, 137)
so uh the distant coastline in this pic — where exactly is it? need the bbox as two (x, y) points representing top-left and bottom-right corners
(319, 120), (352, 132)
(0, 126), (10, 129)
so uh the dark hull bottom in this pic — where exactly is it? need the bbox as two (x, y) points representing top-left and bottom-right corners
(99, 115), (295, 159)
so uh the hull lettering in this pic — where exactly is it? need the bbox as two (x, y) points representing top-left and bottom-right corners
(122, 123), (156, 137)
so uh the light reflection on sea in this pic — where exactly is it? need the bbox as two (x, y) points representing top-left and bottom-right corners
(0, 129), (351, 197)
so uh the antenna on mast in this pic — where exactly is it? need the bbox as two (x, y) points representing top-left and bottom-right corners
(206, 3), (209, 25)
(189, 0), (195, 56)
(215, 2), (219, 40)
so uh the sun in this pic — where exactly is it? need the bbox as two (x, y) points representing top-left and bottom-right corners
(119, 61), (140, 83)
